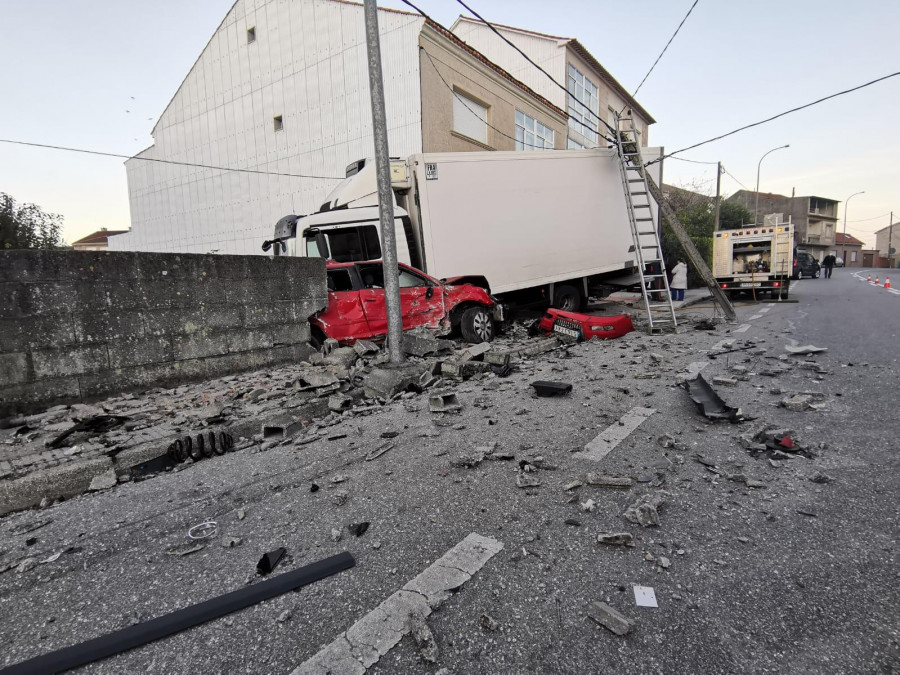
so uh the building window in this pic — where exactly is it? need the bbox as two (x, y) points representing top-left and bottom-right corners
(273, 115), (283, 132)
(515, 110), (554, 151)
(567, 138), (584, 150)
(567, 64), (599, 143)
(452, 90), (488, 144)
(851, 251), (858, 262)
(247, 27), (256, 43)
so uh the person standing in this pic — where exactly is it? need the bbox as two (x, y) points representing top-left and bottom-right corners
(670, 258), (688, 301)
(822, 253), (836, 278)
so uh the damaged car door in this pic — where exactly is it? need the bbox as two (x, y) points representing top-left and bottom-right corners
(397, 265), (445, 330)
(318, 266), (371, 342)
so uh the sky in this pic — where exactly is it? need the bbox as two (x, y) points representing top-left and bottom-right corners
(1, 0), (898, 248)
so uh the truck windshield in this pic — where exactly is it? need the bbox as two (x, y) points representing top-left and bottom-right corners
(305, 225), (382, 262)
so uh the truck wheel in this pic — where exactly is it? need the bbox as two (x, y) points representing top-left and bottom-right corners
(552, 284), (582, 312)
(460, 306), (495, 343)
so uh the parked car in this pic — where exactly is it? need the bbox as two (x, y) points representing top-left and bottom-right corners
(310, 261), (503, 346)
(794, 252), (821, 279)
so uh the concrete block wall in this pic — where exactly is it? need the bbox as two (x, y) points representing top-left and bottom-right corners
(0, 251), (326, 416)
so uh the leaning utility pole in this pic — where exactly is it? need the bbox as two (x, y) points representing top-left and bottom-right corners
(713, 161), (723, 232)
(642, 172), (736, 321)
(363, 0), (403, 363)
(889, 211), (895, 270)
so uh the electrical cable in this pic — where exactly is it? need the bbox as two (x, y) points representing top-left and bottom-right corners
(633, 0), (699, 96)
(0, 138), (344, 180)
(645, 71), (900, 166)
(421, 47), (561, 151)
(722, 168), (749, 190)
(668, 155), (718, 165)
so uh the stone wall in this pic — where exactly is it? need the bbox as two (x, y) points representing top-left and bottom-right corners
(0, 251), (326, 416)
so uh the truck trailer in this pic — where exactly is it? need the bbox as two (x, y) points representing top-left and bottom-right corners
(713, 219), (794, 300)
(268, 148), (663, 311)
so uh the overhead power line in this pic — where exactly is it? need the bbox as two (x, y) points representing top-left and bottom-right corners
(0, 138), (344, 180)
(722, 167), (749, 190)
(633, 0), (699, 97)
(645, 71), (900, 166)
(669, 155), (718, 165)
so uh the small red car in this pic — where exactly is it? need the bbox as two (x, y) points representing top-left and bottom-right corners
(539, 308), (634, 341)
(311, 261), (503, 345)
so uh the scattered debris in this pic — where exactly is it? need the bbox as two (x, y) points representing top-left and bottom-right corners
(365, 442), (394, 461)
(221, 536), (243, 548)
(564, 518), (582, 527)
(580, 499), (596, 512)
(480, 614), (500, 631)
(277, 610), (292, 623)
(10, 519), (52, 535)
(682, 375), (742, 422)
(331, 528), (343, 542)
(531, 381), (573, 397)
(187, 521), (218, 540)
(166, 542), (206, 557)
(809, 472), (834, 484)
(785, 344), (828, 355)
(657, 556), (671, 569)
(587, 601), (634, 636)
(429, 392), (462, 413)
(623, 491), (670, 528)
(88, 469), (118, 492)
(781, 394), (816, 412)
(563, 479), (583, 491)
(330, 474), (349, 484)
(516, 473), (541, 488)
(586, 473), (633, 489)
(47, 415), (129, 449)
(353, 339), (380, 357)
(596, 532), (635, 547)
(348, 522), (370, 537)
(409, 613), (439, 663)
(257, 547), (287, 575)
(331, 490), (349, 506)
(633, 585), (658, 608)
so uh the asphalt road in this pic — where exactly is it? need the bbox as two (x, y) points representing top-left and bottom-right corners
(1, 273), (898, 675)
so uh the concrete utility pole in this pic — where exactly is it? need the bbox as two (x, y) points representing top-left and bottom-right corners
(713, 162), (723, 232)
(642, 172), (736, 322)
(754, 144), (789, 225)
(889, 211), (895, 269)
(363, 0), (403, 364)
(842, 191), (865, 266)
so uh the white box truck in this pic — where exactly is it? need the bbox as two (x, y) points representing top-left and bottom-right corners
(268, 148), (663, 311)
(712, 217), (794, 300)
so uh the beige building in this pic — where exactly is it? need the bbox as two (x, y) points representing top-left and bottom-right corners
(70, 228), (129, 251)
(451, 16), (655, 148)
(873, 222), (898, 268)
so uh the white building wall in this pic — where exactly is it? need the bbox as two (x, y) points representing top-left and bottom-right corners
(452, 20), (567, 110)
(114, 0), (424, 254)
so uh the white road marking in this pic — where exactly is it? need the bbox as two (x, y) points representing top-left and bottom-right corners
(733, 323), (751, 333)
(292, 533), (504, 675)
(748, 313), (764, 320)
(581, 407), (656, 462)
(759, 306), (773, 313)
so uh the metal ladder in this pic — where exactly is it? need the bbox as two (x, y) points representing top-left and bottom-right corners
(614, 115), (678, 333)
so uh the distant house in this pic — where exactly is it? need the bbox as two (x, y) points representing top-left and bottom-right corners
(727, 191), (839, 262)
(833, 232), (865, 267)
(70, 228), (129, 251)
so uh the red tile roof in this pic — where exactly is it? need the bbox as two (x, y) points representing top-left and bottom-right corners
(70, 229), (129, 246)
(835, 232), (864, 246)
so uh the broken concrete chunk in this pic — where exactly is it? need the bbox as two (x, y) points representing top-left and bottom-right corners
(515, 473), (541, 488)
(587, 601), (634, 636)
(586, 473), (633, 489)
(450, 450), (485, 468)
(712, 376), (738, 386)
(781, 394), (815, 412)
(294, 371), (340, 391)
(402, 328), (452, 357)
(408, 613), (439, 663)
(353, 339), (380, 357)
(332, 490), (349, 506)
(809, 472), (834, 484)
(622, 491), (670, 528)
(785, 344), (828, 355)
(531, 381), (572, 397)
(596, 532), (635, 547)
(88, 468), (118, 492)
(480, 614), (500, 631)
(429, 392), (462, 413)
(328, 394), (353, 412)
(563, 479), (583, 491)
(460, 342), (492, 361)
(221, 536), (243, 548)
(363, 364), (427, 399)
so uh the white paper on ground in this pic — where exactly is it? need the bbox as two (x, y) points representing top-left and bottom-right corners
(633, 585), (658, 608)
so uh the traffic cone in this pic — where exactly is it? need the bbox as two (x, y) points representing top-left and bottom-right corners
(885, 276), (892, 289)
(867, 274), (872, 282)
(875, 276), (880, 285)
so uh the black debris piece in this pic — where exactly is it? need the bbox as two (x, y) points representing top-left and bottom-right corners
(694, 319), (717, 331)
(257, 547), (287, 575)
(48, 415), (130, 449)
(531, 381), (573, 397)
(310, 483), (320, 493)
(492, 363), (513, 377)
(682, 374), (742, 422)
(0, 552), (355, 675)
(347, 522), (370, 537)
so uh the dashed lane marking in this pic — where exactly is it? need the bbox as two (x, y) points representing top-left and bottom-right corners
(759, 306), (773, 313)
(580, 407), (656, 462)
(733, 323), (751, 333)
(748, 313), (764, 320)
(291, 533), (504, 675)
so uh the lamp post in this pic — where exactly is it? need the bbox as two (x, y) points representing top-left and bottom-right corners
(841, 191), (864, 266)
(754, 144), (790, 225)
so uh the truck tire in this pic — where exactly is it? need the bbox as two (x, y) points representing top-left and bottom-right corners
(460, 306), (495, 343)
(552, 284), (582, 312)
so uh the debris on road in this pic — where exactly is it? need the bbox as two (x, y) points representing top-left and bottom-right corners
(166, 542), (206, 557)
(633, 585), (658, 608)
(221, 536), (243, 548)
(516, 473), (541, 488)
(586, 473), (633, 489)
(785, 344), (828, 355)
(348, 522), (370, 537)
(587, 601), (635, 636)
(187, 521), (218, 540)
(809, 472), (834, 484)
(682, 374), (742, 422)
(623, 491), (670, 527)
(596, 532), (635, 547)
(257, 547), (287, 575)
(88, 468), (118, 492)
(409, 613), (439, 663)
(539, 309), (634, 341)
(365, 442), (394, 461)
(480, 614), (500, 631)
(429, 392), (462, 413)
(531, 381), (573, 397)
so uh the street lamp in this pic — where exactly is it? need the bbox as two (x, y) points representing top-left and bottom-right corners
(754, 144), (790, 225)
(842, 191), (865, 265)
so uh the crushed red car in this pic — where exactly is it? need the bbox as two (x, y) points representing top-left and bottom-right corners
(310, 261), (504, 346)
(539, 308), (634, 341)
